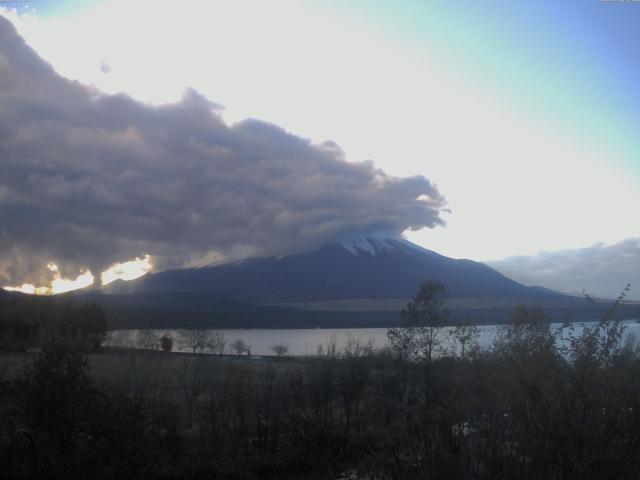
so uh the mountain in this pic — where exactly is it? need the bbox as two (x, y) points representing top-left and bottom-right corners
(4, 238), (636, 328)
(105, 236), (560, 303)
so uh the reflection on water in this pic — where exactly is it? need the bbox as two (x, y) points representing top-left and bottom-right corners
(105, 320), (640, 357)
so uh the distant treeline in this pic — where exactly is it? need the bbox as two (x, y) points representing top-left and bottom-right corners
(76, 290), (640, 330)
(0, 293), (106, 351)
(3, 287), (639, 333)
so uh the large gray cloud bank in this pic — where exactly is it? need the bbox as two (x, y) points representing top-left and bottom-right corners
(489, 237), (640, 301)
(0, 17), (447, 286)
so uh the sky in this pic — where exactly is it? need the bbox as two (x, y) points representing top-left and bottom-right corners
(0, 0), (639, 299)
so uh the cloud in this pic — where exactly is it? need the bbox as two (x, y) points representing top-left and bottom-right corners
(488, 237), (640, 300)
(0, 16), (447, 287)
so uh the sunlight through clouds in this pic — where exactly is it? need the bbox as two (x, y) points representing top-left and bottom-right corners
(3, 256), (153, 294)
(3, 284), (46, 295)
(101, 255), (153, 286)
(4, 263), (95, 295)
(49, 263), (95, 294)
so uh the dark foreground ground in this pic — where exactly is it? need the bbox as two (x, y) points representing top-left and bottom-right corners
(3, 309), (640, 480)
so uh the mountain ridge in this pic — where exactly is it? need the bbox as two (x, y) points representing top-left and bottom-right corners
(102, 237), (563, 303)
(4, 237), (639, 329)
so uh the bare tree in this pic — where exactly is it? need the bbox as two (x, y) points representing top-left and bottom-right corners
(107, 330), (135, 348)
(316, 335), (339, 358)
(210, 331), (227, 355)
(342, 336), (376, 358)
(177, 357), (207, 428)
(271, 344), (288, 357)
(231, 339), (249, 356)
(180, 329), (213, 354)
(453, 322), (480, 359)
(137, 330), (160, 351)
(387, 281), (449, 363)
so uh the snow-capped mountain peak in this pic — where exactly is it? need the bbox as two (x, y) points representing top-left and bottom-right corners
(339, 235), (427, 256)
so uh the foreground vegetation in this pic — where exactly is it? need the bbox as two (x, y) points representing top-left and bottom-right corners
(0, 294), (106, 352)
(1, 285), (640, 479)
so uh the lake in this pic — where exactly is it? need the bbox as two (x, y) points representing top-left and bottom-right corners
(106, 319), (640, 356)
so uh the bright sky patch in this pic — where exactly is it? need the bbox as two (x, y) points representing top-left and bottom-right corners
(101, 255), (153, 286)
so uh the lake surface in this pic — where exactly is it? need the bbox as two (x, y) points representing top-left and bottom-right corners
(106, 320), (640, 356)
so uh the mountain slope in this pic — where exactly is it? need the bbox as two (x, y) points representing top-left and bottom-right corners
(106, 237), (561, 303)
(6, 238), (632, 329)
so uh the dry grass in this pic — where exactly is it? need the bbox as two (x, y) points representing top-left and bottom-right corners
(1, 348), (302, 391)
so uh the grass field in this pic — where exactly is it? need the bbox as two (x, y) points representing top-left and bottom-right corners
(1, 348), (307, 393)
